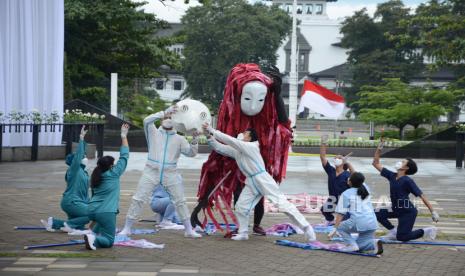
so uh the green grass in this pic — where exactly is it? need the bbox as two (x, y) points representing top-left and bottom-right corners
(417, 213), (465, 219)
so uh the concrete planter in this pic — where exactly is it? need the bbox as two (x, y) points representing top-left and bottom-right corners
(2, 142), (96, 162)
(198, 144), (393, 157)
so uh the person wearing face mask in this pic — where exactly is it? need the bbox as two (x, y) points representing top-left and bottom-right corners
(118, 106), (201, 238)
(204, 123), (316, 241)
(192, 64), (292, 237)
(373, 139), (439, 242)
(331, 172), (383, 254)
(41, 125), (91, 232)
(83, 124), (130, 250)
(319, 134), (353, 226)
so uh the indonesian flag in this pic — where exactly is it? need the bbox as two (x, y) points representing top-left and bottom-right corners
(298, 80), (345, 119)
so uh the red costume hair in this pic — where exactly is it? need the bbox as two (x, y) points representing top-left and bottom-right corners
(197, 63), (292, 227)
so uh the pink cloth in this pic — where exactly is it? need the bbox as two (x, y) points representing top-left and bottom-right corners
(115, 239), (164, 249)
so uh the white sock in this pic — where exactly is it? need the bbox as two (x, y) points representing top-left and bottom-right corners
(125, 218), (135, 229)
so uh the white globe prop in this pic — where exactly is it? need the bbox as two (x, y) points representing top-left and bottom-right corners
(171, 99), (212, 134)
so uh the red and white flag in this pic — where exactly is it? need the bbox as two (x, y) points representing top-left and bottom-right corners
(298, 80), (345, 119)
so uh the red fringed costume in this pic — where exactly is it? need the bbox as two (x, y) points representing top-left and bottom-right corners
(195, 63), (292, 229)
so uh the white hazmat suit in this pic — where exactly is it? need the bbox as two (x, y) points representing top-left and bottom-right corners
(206, 128), (316, 241)
(119, 109), (200, 237)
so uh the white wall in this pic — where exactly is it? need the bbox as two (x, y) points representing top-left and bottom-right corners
(276, 17), (347, 74)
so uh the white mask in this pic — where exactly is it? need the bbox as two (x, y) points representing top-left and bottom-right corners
(162, 119), (173, 129)
(394, 161), (403, 170)
(81, 157), (88, 167)
(333, 158), (343, 167)
(237, 133), (244, 140)
(240, 81), (267, 116)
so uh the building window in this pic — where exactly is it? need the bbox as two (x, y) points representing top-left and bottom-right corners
(155, 80), (164, 90)
(173, 80), (183, 91)
(299, 53), (306, 71)
(305, 4), (313, 14)
(297, 4), (303, 14)
(316, 4), (323, 15)
(286, 4), (292, 13)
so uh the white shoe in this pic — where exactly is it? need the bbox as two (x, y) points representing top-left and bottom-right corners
(84, 233), (96, 250)
(340, 244), (359, 252)
(184, 231), (202, 238)
(304, 227), (316, 242)
(118, 227), (132, 236)
(231, 233), (249, 241)
(40, 217), (55, 232)
(423, 227), (437, 240)
(380, 228), (397, 240)
(373, 239), (384, 255)
(68, 229), (92, 236)
(159, 220), (178, 228)
(60, 222), (74, 233)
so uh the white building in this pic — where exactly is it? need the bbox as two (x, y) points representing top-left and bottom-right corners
(152, 23), (187, 102)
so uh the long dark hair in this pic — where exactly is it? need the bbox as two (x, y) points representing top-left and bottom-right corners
(91, 156), (115, 188)
(349, 172), (369, 200)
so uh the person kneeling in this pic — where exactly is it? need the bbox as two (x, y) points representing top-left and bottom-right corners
(84, 124), (130, 250)
(332, 172), (383, 255)
(151, 185), (182, 229)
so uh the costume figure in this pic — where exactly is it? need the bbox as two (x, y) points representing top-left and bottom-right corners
(192, 63), (292, 232)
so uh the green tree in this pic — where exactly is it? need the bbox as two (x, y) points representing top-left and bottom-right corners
(357, 79), (454, 139)
(65, 0), (180, 97)
(124, 94), (167, 128)
(181, 0), (291, 110)
(390, 0), (465, 121)
(340, 1), (423, 111)
(73, 87), (110, 111)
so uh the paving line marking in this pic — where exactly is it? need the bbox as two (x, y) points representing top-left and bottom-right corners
(47, 264), (88, 269)
(159, 268), (199, 273)
(3, 267), (43, 272)
(117, 272), (158, 276)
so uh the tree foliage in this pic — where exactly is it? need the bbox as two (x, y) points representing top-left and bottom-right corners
(181, 0), (291, 110)
(64, 0), (180, 108)
(124, 94), (167, 128)
(340, 1), (423, 111)
(357, 79), (454, 139)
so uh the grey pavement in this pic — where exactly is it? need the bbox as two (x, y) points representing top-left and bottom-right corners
(0, 153), (465, 275)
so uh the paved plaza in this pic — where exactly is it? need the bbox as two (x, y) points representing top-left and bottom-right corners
(0, 153), (465, 275)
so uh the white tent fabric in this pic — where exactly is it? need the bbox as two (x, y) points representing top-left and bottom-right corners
(0, 0), (64, 147)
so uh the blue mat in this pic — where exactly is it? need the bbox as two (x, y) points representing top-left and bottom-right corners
(204, 223), (237, 235)
(24, 240), (85, 250)
(275, 239), (380, 257)
(381, 239), (465, 247)
(15, 226), (46, 230)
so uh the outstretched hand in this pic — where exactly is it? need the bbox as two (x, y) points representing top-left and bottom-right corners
(202, 122), (214, 136)
(165, 105), (178, 116)
(121, 123), (130, 139)
(377, 138), (385, 150)
(80, 125), (88, 140)
(321, 134), (329, 145)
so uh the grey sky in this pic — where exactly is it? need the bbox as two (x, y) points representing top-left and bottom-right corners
(138, 0), (429, 23)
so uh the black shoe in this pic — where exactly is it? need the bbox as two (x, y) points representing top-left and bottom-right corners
(374, 239), (383, 255)
(253, 225), (266, 236)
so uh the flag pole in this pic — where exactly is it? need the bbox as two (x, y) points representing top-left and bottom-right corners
(288, 0), (298, 128)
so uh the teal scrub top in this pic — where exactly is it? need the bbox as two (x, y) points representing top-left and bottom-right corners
(88, 146), (129, 214)
(62, 140), (89, 205)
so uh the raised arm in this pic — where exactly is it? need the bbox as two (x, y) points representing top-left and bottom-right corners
(320, 135), (329, 166)
(180, 132), (199, 157)
(111, 124), (130, 177)
(343, 152), (355, 174)
(143, 111), (164, 138)
(372, 139), (384, 172)
(69, 125), (87, 176)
